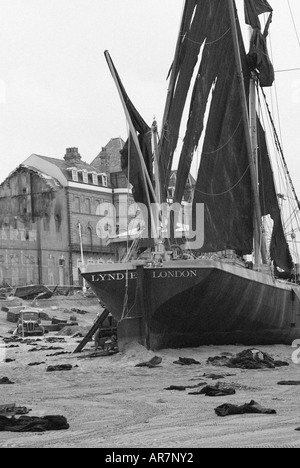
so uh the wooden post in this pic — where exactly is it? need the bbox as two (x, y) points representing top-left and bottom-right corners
(73, 308), (110, 353)
(136, 264), (151, 350)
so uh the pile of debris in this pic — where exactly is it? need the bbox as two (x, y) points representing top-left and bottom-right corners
(207, 348), (289, 369)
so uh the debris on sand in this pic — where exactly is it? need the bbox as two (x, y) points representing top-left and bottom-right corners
(72, 332), (84, 338)
(45, 337), (67, 344)
(173, 357), (201, 366)
(164, 382), (207, 391)
(164, 385), (186, 391)
(207, 349), (289, 369)
(76, 349), (119, 359)
(14, 284), (52, 300)
(15, 407), (32, 415)
(277, 381), (300, 386)
(28, 362), (46, 367)
(46, 364), (73, 372)
(2, 337), (23, 343)
(203, 373), (236, 380)
(189, 383), (236, 397)
(214, 400), (276, 417)
(0, 414), (69, 432)
(46, 351), (71, 357)
(135, 356), (162, 368)
(70, 308), (89, 315)
(28, 346), (64, 353)
(0, 377), (14, 385)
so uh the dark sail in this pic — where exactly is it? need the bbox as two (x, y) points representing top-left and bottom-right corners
(245, 0), (274, 87)
(159, 0), (215, 199)
(104, 51), (153, 207)
(257, 120), (294, 272)
(173, 0), (254, 254)
(244, 0), (273, 26)
(120, 132), (153, 206)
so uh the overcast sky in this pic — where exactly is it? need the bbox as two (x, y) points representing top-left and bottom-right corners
(1, 0), (300, 194)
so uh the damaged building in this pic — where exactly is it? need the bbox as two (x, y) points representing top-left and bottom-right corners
(0, 140), (133, 287)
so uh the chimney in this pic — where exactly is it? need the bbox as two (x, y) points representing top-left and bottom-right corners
(64, 147), (82, 165)
(98, 147), (110, 175)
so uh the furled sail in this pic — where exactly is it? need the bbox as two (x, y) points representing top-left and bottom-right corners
(104, 51), (153, 207)
(257, 120), (294, 272)
(245, 0), (274, 87)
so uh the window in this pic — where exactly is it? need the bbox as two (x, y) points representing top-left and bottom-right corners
(85, 198), (91, 213)
(87, 226), (93, 248)
(96, 200), (103, 216)
(74, 197), (80, 212)
(72, 169), (78, 182)
(55, 215), (61, 233)
(21, 198), (27, 213)
(92, 173), (98, 185)
(82, 171), (88, 184)
(167, 187), (175, 199)
(43, 214), (50, 231)
(98, 174), (108, 187)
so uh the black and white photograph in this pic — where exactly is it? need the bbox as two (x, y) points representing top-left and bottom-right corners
(1, 0), (300, 450)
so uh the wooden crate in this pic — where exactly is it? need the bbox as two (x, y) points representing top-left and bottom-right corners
(7, 310), (21, 323)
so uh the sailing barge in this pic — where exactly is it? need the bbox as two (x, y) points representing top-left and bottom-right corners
(81, 0), (300, 350)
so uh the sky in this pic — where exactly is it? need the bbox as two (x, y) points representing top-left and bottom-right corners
(0, 0), (300, 194)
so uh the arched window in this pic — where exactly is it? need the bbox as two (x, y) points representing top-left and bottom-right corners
(55, 215), (61, 233)
(87, 226), (93, 248)
(43, 214), (50, 231)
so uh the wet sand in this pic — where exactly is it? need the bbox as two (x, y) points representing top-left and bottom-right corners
(0, 301), (300, 448)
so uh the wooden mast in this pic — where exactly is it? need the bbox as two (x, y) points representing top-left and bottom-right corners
(249, 74), (261, 263)
(151, 119), (165, 258)
(227, 0), (267, 265)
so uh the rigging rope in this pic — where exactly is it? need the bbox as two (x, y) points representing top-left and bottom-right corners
(182, 27), (231, 46)
(288, 0), (300, 49)
(121, 123), (131, 322)
(260, 85), (300, 211)
(202, 116), (244, 154)
(195, 165), (250, 197)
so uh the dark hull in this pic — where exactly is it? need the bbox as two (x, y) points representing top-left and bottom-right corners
(81, 259), (300, 350)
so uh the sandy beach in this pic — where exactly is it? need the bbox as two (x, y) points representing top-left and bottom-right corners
(0, 296), (300, 449)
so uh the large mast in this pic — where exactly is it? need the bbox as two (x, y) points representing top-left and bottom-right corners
(227, 0), (267, 265)
(249, 73), (261, 263)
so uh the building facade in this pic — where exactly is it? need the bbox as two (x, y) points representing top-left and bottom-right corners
(0, 138), (195, 288)
(0, 142), (132, 288)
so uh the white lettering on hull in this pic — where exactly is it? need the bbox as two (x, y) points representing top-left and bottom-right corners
(89, 270), (197, 282)
(152, 270), (197, 279)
